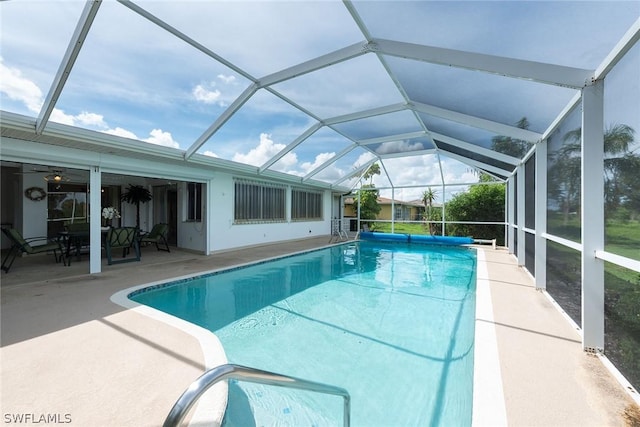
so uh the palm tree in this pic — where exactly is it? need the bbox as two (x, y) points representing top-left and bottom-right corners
(421, 187), (438, 234)
(550, 123), (636, 223)
(491, 117), (532, 158)
(120, 184), (152, 229)
(362, 162), (381, 185)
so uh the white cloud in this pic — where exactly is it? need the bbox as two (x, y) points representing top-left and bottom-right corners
(279, 152), (339, 178)
(203, 151), (219, 158)
(145, 129), (180, 149)
(0, 59), (177, 149)
(49, 109), (108, 129)
(233, 133), (296, 168)
(104, 127), (138, 139)
(193, 84), (222, 104)
(355, 152), (376, 167)
(374, 140), (425, 155)
(49, 108), (77, 126)
(76, 111), (107, 128)
(192, 74), (238, 107)
(300, 152), (335, 174)
(0, 59), (43, 113)
(103, 127), (180, 149)
(218, 74), (236, 84)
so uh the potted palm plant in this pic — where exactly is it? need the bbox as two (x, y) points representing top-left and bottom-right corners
(120, 184), (152, 229)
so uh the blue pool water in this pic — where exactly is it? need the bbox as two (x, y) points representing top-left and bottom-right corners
(130, 241), (477, 426)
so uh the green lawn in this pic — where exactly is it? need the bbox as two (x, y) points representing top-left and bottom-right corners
(547, 213), (640, 262)
(371, 222), (430, 234)
(605, 220), (640, 261)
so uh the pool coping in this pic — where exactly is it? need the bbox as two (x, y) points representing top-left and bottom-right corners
(472, 248), (508, 426)
(111, 280), (229, 426)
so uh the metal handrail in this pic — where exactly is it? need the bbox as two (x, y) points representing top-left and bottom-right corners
(163, 363), (351, 427)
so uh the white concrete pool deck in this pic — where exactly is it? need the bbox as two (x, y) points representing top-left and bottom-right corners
(1, 237), (637, 426)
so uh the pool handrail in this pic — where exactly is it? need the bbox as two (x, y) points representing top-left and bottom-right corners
(163, 363), (351, 427)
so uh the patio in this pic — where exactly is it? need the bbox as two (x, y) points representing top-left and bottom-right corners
(1, 238), (636, 426)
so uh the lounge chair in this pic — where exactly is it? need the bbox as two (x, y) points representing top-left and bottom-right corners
(104, 227), (141, 265)
(139, 223), (170, 252)
(1, 228), (66, 273)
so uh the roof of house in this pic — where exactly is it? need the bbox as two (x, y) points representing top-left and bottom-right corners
(344, 196), (425, 207)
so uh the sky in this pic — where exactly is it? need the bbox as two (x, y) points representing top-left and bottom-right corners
(1, 1), (638, 203)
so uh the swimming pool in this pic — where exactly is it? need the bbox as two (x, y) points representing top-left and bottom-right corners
(129, 241), (477, 426)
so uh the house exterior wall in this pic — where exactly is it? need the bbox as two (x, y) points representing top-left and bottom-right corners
(344, 203), (356, 217)
(208, 173), (332, 253)
(342, 201), (421, 221)
(21, 168), (48, 240)
(378, 204), (393, 220)
(1, 137), (334, 258)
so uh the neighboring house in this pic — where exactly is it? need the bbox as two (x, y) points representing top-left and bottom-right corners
(343, 196), (426, 221)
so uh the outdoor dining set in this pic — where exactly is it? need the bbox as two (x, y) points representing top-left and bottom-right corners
(1, 223), (169, 273)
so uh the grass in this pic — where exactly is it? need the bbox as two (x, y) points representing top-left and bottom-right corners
(546, 237), (640, 390)
(371, 222), (430, 234)
(605, 220), (640, 260)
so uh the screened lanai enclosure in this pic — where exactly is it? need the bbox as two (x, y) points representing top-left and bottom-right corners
(1, 0), (639, 398)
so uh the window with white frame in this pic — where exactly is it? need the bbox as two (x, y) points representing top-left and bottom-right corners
(395, 205), (402, 220)
(234, 179), (286, 223)
(291, 188), (323, 221)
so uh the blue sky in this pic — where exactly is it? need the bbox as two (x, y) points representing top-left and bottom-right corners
(1, 1), (638, 202)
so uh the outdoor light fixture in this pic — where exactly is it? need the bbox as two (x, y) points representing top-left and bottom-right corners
(43, 172), (70, 182)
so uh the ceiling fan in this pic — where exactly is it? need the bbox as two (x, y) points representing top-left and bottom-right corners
(14, 167), (75, 183)
(43, 169), (71, 183)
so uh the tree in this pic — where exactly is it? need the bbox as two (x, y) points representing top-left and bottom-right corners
(120, 184), (152, 229)
(421, 187), (438, 234)
(352, 184), (381, 228)
(548, 137), (581, 225)
(491, 117), (532, 158)
(350, 162), (382, 229)
(446, 175), (506, 245)
(616, 153), (640, 220)
(550, 123), (636, 223)
(362, 162), (381, 185)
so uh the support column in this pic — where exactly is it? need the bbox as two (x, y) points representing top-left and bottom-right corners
(581, 80), (605, 352)
(391, 188), (395, 233)
(89, 166), (101, 274)
(517, 164), (525, 266)
(507, 176), (515, 254)
(357, 191), (361, 232)
(441, 183), (446, 236)
(205, 178), (212, 255)
(535, 141), (548, 289)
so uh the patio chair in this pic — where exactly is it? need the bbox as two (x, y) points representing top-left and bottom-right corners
(139, 223), (170, 252)
(63, 222), (90, 260)
(104, 227), (141, 265)
(1, 227), (66, 273)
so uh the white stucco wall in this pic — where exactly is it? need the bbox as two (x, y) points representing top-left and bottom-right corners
(208, 173), (332, 253)
(21, 170), (48, 240)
